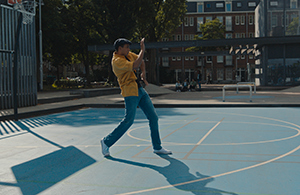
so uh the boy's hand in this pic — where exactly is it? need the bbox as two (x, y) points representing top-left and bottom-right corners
(141, 72), (149, 86)
(140, 38), (145, 51)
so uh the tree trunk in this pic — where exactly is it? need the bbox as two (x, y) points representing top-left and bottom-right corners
(83, 47), (91, 87)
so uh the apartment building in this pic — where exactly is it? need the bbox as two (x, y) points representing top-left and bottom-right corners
(160, 0), (260, 84)
(255, 0), (300, 86)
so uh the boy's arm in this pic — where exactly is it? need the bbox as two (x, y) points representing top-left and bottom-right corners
(133, 38), (145, 70)
(140, 60), (149, 86)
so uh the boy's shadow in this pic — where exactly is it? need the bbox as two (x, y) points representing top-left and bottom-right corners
(108, 155), (237, 195)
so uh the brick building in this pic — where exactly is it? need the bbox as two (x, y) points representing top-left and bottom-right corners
(160, 0), (260, 84)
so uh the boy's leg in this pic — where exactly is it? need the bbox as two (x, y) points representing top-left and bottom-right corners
(138, 88), (162, 150)
(103, 96), (138, 147)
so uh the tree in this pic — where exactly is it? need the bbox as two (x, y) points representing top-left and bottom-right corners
(64, 0), (102, 86)
(286, 17), (300, 36)
(91, 0), (141, 83)
(186, 18), (225, 52)
(135, 0), (187, 84)
(39, 0), (73, 79)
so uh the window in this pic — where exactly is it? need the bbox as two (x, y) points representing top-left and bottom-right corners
(172, 35), (175, 41)
(226, 33), (232, 39)
(206, 16), (212, 23)
(248, 2), (256, 7)
(226, 2), (232, 12)
(271, 15), (277, 27)
(206, 3), (211, 8)
(185, 56), (189, 61)
(226, 68), (233, 80)
(207, 56), (212, 63)
(217, 68), (224, 80)
(281, 15), (289, 27)
(249, 32), (254, 37)
(177, 56), (181, 61)
(197, 17), (204, 32)
(177, 34), (181, 41)
(237, 55), (240, 59)
(237, 2), (242, 7)
(241, 15), (245, 25)
(197, 3), (204, 13)
(197, 57), (203, 66)
(184, 17), (188, 26)
(235, 33), (240, 38)
(249, 55), (254, 59)
(162, 57), (169, 67)
(190, 56), (194, 61)
(291, 0), (297, 9)
(190, 34), (194, 40)
(241, 33), (245, 38)
(172, 57), (176, 61)
(226, 16), (232, 31)
(216, 3), (224, 8)
(190, 17), (194, 26)
(241, 55), (245, 59)
(217, 56), (223, 63)
(291, 14), (297, 21)
(217, 16), (223, 24)
(185, 34), (189, 41)
(226, 56), (232, 65)
(270, 1), (278, 6)
(249, 15), (253, 25)
(235, 16), (240, 25)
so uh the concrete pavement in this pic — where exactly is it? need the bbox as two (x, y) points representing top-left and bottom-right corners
(0, 84), (300, 121)
(1, 85), (300, 195)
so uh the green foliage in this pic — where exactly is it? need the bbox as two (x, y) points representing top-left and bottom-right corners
(200, 18), (225, 40)
(40, 0), (73, 67)
(135, 0), (187, 41)
(186, 18), (225, 52)
(91, 0), (140, 43)
(286, 17), (299, 36)
(52, 78), (85, 89)
(40, 0), (187, 84)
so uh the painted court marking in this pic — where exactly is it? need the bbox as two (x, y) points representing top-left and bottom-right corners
(127, 121), (300, 146)
(118, 111), (300, 195)
(183, 118), (224, 159)
(132, 117), (199, 158)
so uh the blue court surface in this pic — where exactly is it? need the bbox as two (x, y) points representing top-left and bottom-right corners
(0, 107), (300, 195)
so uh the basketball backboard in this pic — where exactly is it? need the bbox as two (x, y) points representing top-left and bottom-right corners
(7, 0), (22, 5)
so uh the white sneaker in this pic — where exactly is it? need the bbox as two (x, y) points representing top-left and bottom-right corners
(100, 139), (110, 157)
(154, 147), (172, 155)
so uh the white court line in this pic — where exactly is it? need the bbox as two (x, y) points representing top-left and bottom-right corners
(183, 118), (224, 159)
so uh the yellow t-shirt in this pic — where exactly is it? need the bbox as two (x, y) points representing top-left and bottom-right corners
(111, 51), (139, 97)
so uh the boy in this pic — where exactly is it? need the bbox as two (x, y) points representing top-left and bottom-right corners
(100, 38), (172, 157)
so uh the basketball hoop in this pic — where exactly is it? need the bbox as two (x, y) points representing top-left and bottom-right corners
(13, 0), (37, 24)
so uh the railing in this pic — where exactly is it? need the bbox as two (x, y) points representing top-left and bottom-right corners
(0, 5), (37, 111)
(223, 85), (252, 102)
(237, 82), (256, 94)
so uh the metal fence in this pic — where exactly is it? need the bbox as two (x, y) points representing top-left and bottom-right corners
(0, 5), (37, 110)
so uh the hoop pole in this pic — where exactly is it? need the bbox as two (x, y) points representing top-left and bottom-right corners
(39, 0), (43, 91)
(13, 13), (23, 121)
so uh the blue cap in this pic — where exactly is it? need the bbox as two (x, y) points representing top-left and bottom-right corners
(114, 38), (132, 50)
